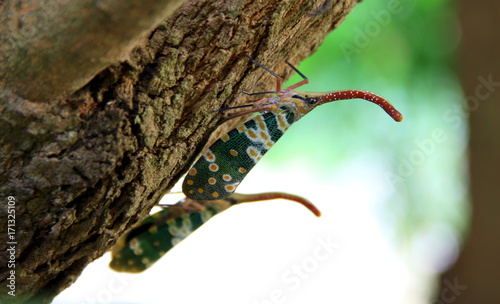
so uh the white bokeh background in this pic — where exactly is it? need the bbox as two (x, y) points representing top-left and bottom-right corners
(55, 156), (442, 304)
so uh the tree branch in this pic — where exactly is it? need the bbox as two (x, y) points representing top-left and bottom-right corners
(0, 0), (358, 302)
(0, 0), (186, 100)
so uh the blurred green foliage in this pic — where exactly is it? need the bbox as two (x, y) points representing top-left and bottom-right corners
(272, 0), (468, 244)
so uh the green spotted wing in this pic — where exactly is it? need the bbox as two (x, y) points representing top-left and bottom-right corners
(182, 107), (295, 200)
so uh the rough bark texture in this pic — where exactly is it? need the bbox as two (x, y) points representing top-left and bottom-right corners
(0, 0), (358, 302)
(0, 0), (187, 100)
(439, 0), (500, 303)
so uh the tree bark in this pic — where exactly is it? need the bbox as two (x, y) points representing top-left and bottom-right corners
(0, 0), (358, 302)
(0, 0), (187, 101)
(439, 0), (500, 303)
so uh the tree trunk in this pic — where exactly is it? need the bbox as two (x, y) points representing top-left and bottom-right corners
(0, 0), (359, 302)
(439, 0), (500, 303)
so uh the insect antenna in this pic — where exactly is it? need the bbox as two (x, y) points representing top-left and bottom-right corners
(242, 90), (276, 96)
(214, 104), (254, 112)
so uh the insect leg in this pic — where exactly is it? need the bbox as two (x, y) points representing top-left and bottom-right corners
(222, 102), (277, 121)
(283, 58), (310, 90)
(246, 55), (283, 93)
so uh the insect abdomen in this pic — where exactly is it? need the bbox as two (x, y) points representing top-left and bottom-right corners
(110, 204), (223, 273)
(183, 107), (295, 200)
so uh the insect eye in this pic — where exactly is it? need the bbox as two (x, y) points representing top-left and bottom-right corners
(306, 97), (318, 105)
(292, 94), (318, 105)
